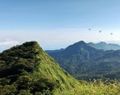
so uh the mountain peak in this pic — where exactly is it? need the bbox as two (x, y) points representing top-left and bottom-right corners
(66, 41), (90, 51)
(75, 41), (86, 45)
(1, 41), (42, 57)
(66, 41), (86, 49)
(99, 41), (107, 44)
(22, 41), (39, 47)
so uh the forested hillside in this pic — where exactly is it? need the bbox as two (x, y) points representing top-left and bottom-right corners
(47, 41), (120, 80)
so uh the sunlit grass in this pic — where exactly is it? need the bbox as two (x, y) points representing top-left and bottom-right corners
(54, 80), (120, 95)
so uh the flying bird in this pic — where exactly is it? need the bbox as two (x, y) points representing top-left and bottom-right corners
(88, 28), (91, 31)
(99, 30), (102, 33)
(110, 33), (113, 35)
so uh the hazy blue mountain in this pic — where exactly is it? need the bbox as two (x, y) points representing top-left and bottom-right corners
(47, 41), (120, 80)
(88, 42), (120, 50)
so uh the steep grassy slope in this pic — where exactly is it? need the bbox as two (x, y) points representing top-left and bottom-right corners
(0, 41), (80, 95)
(28, 42), (80, 94)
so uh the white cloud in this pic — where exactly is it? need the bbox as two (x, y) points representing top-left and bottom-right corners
(0, 39), (20, 52)
(0, 40), (19, 46)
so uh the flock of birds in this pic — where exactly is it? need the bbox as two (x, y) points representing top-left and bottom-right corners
(88, 28), (113, 36)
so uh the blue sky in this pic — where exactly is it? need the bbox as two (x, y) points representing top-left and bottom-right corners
(0, 0), (120, 50)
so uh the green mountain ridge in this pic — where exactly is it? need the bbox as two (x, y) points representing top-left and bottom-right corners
(0, 41), (80, 95)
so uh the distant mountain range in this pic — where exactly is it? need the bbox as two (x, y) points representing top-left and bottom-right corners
(88, 42), (120, 50)
(47, 41), (120, 80)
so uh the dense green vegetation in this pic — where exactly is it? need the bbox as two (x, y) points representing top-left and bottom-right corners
(47, 41), (120, 80)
